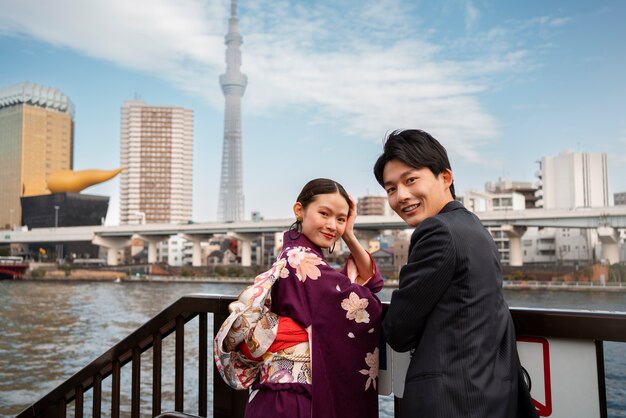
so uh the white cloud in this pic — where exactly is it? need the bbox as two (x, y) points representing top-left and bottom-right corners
(0, 0), (227, 104)
(465, 1), (480, 30)
(530, 16), (572, 27)
(0, 0), (553, 162)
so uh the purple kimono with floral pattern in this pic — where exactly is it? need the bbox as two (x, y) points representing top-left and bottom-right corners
(246, 231), (383, 418)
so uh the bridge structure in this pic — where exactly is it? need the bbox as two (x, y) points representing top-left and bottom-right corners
(1, 206), (625, 267)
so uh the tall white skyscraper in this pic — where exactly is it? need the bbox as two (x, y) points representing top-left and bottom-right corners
(536, 151), (609, 209)
(119, 100), (193, 225)
(217, 0), (247, 222)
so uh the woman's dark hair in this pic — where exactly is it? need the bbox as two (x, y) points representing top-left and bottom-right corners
(297, 178), (352, 211)
(373, 129), (456, 199)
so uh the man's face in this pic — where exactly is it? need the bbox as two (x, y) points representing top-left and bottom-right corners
(382, 159), (453, 227)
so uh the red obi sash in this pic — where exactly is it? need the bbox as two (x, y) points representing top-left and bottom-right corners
(239, 316), (308, 361)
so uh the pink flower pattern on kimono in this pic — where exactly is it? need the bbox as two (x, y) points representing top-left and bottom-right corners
(285, 247), (324, 282)
(359, 347), (379, 391)
(341, 292), (370, 323)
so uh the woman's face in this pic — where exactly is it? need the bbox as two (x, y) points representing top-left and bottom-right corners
(294, 192), (350, 249)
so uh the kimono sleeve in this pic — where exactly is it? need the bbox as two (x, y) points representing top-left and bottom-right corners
(383, 217), (455, 352)
(341, 252), (384, 294)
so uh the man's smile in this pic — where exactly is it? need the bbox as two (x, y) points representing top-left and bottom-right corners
(402, 203), (421, 213)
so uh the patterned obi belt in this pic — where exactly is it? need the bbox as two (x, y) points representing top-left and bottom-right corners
(240, 316), (312, 385)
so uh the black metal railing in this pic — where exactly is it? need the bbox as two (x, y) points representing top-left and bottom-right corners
(16, 294), (238, 418)
(16, 295), (626, 418)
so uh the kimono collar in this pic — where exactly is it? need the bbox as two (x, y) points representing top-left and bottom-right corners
(282, 230), (324, 258)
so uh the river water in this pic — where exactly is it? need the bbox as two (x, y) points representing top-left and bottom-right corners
(0, 280), (624, 418)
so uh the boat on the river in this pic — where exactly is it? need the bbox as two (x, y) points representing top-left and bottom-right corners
(0, 256), (28, 280)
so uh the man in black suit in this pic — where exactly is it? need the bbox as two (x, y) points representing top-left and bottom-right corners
(374, 129), (538, 418)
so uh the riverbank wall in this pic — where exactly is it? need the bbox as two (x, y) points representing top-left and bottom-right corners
(15, 269), (626, 291)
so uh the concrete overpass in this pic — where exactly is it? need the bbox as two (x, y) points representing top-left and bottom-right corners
(477, 206), (626, 266)
(2, 206), (625, 266)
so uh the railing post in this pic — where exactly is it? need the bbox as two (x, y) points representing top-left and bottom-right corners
(175, 315), (184, 411)
(199, 312), (208, 417)
(93, 373), (102, 418)
(213, 309), (248, 418)
(153, 333), (162, 417)
(132, 347), (141, 418)
(596, 340), (608, 418)
(74, 386), (83, 418)
(57, 398), (66, 418)
(394, 397), (402, 417)
(111, 360), (121, 418)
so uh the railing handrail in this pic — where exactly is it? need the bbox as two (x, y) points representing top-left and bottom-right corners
(17, 294), (626, 418)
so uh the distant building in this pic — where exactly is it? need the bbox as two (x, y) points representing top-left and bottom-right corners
(392, 234), (410, 275)
(463, 189), (526, 213)
(0, 82), (74, 228)
(485, 178), (537, 209)
(249, 232), (277, 267)
(157, 236), (193, 266)
(615, 192), (626, 206)
(531, 150), (610, 265)
(119, 100), (193, 225)
(522, 228), (592, 265)
(536, 151), (609, 209)
(357, 196), (386, 216)
(207, 236), (238, 265)
(372, 248), (394, 273)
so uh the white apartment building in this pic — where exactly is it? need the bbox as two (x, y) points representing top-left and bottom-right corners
(522, 227), (592, 265)
(527, 150), (610, 265)
(119, 100), (193, 225)
(157, 236), (196, 266)
(536, 151), (609, 209)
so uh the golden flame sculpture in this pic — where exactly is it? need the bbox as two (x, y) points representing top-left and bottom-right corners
(46, 167), (125, 193)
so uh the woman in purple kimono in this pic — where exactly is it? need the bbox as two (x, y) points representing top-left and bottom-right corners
(216, 178), (383, 418)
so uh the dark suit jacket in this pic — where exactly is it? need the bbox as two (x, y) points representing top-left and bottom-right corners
(383, 201), (538, 418)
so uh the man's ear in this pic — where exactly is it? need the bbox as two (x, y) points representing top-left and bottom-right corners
(293, 202), (303, 219)
(441, 169), (454, 189)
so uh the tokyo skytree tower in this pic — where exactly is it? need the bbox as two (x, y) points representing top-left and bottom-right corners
(217, 0), (247, 221)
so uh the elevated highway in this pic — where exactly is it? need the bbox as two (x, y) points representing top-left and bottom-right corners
(2, 206), (625, 266)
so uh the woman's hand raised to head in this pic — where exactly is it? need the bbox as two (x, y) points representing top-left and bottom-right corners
(343, 195), (357, 240)
(341, 195), (375, 286)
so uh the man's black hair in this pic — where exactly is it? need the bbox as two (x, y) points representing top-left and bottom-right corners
(373, 129), (456, 199)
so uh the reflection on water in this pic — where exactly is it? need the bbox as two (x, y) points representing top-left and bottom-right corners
(0, 281), (624, 417)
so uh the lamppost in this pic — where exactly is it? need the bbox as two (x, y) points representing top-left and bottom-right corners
(9, 209), (13, 230)
(54, 205), (60, 228)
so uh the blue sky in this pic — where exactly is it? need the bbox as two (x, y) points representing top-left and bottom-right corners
(1, 0), (625, 223)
